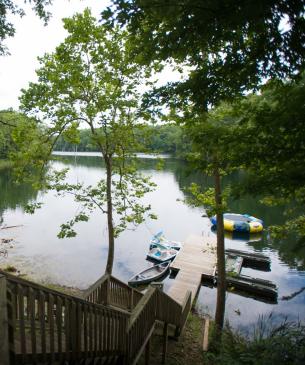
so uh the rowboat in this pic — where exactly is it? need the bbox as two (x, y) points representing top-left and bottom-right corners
(147, 246), (178, 262)
(128, 262), (170, 286)
(150, 231), (183, 250)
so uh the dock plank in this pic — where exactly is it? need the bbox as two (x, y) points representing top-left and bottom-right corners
(168, 233), (217, 305)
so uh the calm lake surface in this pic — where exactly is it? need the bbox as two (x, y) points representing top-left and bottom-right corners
(1, 153), (304, 332)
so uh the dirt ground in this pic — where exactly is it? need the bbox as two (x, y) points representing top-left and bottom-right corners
(139, 311), (205, 365)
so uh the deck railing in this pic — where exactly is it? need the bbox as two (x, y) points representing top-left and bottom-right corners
(125, 287), (184, 365)
(1, 272), (129, 365)
(126, 287), (157, 364)
(84, 274), (143, 311)
(0, 270), (192, 365)
(178, 290), (192, 336)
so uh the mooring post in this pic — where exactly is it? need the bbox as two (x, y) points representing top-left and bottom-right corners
(0, 275), (10, 365)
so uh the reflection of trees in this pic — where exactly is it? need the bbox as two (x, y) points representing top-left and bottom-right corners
(269, 235), (305, 271)
(53, 155), (104, 169)
(54, 155), (305, 271)
(0, 168), (38, 213)
(167, 161), (305, 272)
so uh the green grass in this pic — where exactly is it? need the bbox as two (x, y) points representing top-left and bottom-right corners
(139, 310), (205, 365)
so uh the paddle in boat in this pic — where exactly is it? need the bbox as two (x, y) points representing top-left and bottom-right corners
(150, 231), (183, 250)
(211, 213), (263, 233)
(128, 262), (170, 286)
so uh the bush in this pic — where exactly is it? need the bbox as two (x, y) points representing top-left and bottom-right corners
(207, 314), (305, 365)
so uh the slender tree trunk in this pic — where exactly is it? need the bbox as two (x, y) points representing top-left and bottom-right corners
(214, 167), (226, 330)
(105, 156), (115, 275)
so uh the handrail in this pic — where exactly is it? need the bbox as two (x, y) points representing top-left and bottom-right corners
(126, 287), (157, 364)
(156, 288), (182, 325)
(82, 273), (109, 300)
(127, 287), (156, 331)
(84, 274), (143, 311)
(2, 271), (130, 364)
(1, 270), (84, 302)
(1, 270), (193, 365)
(126, 286), (183, 364)
(178, 290), (192, 335)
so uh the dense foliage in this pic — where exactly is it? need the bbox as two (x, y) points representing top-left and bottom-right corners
(231, 73), (305, 241)
(0, 109), (40, 160)
(19, 10), (157, 274)
(104, 0), (305, 108)
(54, 123), (190, 157)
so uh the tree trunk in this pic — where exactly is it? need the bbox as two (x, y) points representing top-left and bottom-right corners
(105, 156), (115, 275)
(214, 167), (226, 330)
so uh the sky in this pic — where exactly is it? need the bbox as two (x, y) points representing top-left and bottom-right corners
(0, 0), (111, 110)
(0, 0), (180, 111)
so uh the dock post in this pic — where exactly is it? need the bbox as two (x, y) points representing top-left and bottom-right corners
(0, 275), (10, 365)
(202, 316), (210, 352)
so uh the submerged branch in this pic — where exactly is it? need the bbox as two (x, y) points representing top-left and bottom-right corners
(281, 286), (305, 301)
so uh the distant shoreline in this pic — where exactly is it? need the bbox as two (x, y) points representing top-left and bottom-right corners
(52, 151), (173, 159)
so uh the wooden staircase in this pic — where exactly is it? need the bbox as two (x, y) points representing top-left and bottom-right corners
(0, 271), (192, 365)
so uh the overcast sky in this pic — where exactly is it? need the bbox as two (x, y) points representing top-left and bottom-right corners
(0, 0), (179, 112)
(0, 0), (111, 110)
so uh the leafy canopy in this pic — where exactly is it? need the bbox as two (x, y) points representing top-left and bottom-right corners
(18, 9), (157, 240)
(104, 0), (305, 107)
(230, 73), (305, 240)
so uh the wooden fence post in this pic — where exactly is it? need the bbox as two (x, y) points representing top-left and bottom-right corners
(130, 289), (134, 310)
(162, 322), (168, 364)
(0, 275), (10, 365)
(145, 338), (151, 365)
(106, 277), (110, 305)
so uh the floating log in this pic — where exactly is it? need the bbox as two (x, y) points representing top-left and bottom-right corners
(225, 248), (271, 271)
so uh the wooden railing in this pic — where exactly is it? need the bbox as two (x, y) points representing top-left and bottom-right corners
(156, 288), (183, 326)
(125, 287), (186, 365)
(1, 272), (129, 365)
(177, 290), (192, 336)
(126, 287), (157, 364)
(84, 274), (143, 311)
(0, 271), (193, 365)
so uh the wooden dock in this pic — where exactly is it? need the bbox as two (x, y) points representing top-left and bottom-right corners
(168, 233), (217, 305)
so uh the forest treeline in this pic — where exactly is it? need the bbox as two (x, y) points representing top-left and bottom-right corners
(54, 124), (190, 157)
(0, 111), (191, 160)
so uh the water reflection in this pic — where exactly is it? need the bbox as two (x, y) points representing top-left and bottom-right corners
(0, 154), (304, 330)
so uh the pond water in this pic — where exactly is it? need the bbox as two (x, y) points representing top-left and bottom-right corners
(0, 153), (304, 332)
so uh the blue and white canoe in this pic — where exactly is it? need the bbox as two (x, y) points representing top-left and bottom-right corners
(147, 244), (178, 263)
(150, 231), (183, 251)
